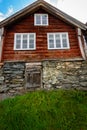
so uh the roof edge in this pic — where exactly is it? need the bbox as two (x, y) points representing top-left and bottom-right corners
(0, 0), (86, 30)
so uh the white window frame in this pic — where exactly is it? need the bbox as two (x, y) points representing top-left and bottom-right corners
(34, 14), (48, 26)
(47, 32), (70, 50)
(14, 33), (36, 50)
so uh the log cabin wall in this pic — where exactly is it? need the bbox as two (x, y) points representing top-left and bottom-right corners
(2, 9), (81, 62)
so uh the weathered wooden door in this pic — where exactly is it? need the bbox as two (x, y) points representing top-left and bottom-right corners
(25, 63), (41, 88)
(27, 69), (41, 88)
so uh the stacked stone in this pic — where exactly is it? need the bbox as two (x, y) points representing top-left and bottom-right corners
(0, 60), (87, 98)
(2, 62), (25, 94)
(42, 60), (87, 90)
(0, 66), (5, 93)
(79, 61), (87, 89)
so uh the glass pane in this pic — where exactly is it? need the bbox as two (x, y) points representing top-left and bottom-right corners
(55, 34), (61, 48)
(55, 34), (60, 39)
(16, 35), (21, 49)
(49, 40), (54, 48)
(23, 34), (28, 49)
(49, 34), (54, 48)
(62, 39), (67, 47)
(49, 34), (54, 39)
(16, 35), (21, 40)
(62, 34), (67, 38)
(56, 39), (61, 48)
(62, 34), (68, 48)
(42, 15), (47, 25)
(36, 15), (41, 25)
(29, 34), (34, 39)
(29, 34), (34, 49)
(29, 40), (34, 48)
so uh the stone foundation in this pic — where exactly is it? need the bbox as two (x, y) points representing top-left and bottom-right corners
(0, 62), (25, 95)
(42, 61), (87, 90)
(0, 60), (87, 98)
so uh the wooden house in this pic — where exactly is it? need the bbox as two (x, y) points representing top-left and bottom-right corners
(0, 0), (87, 91)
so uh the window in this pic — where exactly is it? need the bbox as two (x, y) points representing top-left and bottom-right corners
(34, 14), (48, 26)
(14, 33), (36, 50)
(47, 33), (70, 49)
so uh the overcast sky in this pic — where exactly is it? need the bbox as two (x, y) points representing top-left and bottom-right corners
(0, 0), (87, 23)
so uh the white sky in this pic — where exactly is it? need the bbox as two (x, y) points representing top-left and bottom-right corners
(45, 0), (87, 24)
(0, 0), (87, 24)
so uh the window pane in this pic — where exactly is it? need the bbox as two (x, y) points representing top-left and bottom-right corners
(29, 40), (34, 48)
(22, 34), (28, 49)
(55, 34), (61, 48)
(49, 40), (54, 48)
(16, 35), (21, 49)
(62, 39), (67, 47)
(49, 34), (54, 39)
(62, 34), (68, 48)
(29, 34), (34, 39)
(49, 34), (54, 48)
(62, 34), (67, 38)
(36, 15), (41, 25)
(29, 34), (34, 49)
(42, 15), (47, 25)
(56, 39), (61, 48)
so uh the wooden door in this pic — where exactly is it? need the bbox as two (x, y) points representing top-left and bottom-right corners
(26, 69), (41, 88)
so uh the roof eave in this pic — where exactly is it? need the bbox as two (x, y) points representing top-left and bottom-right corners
(41, 3), (87, 30)
(0, 0), (86, 30)
(0, 0), (43, 28)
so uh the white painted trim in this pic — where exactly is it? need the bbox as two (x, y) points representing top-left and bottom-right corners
(47, 32), (70, 50)
(14, 33), (36, 50)
(77, 28), (81, 36)
(77, 28), (86, 60)
(34, 14), (48, 26)
(83, 35), (87, 48)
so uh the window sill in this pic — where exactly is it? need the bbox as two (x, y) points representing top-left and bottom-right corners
(14, 49), (36, 51)
(48, 47), (70, 50)
(34, 24), (48, 26)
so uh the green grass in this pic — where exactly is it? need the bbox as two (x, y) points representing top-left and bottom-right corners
(0, 90), (87, 130)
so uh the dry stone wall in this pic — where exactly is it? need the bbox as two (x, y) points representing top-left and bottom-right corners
(0, 62), (25, 95)
(42, 60), (87, 90)
(0, 60), (87, 98)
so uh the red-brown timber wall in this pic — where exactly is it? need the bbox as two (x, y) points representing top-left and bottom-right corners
(2, 9), (81, 62)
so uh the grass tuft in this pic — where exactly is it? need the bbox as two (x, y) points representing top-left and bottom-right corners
(0, 90), (87, 130)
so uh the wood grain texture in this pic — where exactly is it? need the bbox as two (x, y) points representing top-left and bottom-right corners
(2, 9), (81, 62)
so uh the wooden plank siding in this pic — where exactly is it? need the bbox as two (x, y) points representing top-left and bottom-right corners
(2, 9), (81, 62)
